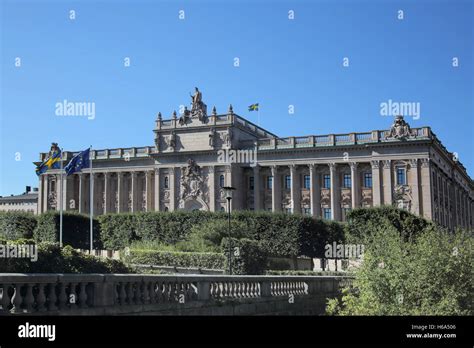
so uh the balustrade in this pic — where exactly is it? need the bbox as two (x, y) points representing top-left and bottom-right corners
(0, 274), (349, 315)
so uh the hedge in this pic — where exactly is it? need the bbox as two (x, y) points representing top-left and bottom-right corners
(0, 211), (37, 240)
(34, 211), (101, 249)
(222, 237), (268, 275)
(0, 240), (130, 273)
(125, 249), (226, 270)
(98, 211), (344, 258)
(345, 205), (433, 243)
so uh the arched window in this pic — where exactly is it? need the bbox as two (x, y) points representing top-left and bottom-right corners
(219, 175), (225, 188)
(164, 176), (169, 189)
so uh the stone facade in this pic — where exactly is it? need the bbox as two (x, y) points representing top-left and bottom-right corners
(35, 92), (474, 231)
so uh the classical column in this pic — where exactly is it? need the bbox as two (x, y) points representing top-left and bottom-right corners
(78, 173), (84, 213)
(290, 165), (300, 213)
(420, 158), (432, 220)
(350, 162), (359, 209)
(409, 159), (420, 215)
(253, 165), (261, 210)
(131, 172), (138, 212)
(37, 175), (44, 214)
(208, 166), (216, 211)
(309, 164), (320, 217)
(169, 167), (176, 211)
(271, 165), (281, 212)
(371, 160), (382, 207)
(382, 160), (392, 205)
(42, 175), (49, 212)
(154, 168), (160, 211)
(56, 174), (62, 211)
(145, 170), (153, 212)
(103, 172), (111, 214)
(117, 172), (123, 213)
(329, 163), (340, 220)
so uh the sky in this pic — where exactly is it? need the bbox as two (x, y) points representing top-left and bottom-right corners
(0, 0), (473, 196)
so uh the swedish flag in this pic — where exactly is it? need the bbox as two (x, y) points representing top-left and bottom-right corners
(64, 148), (90, 176)
(35, 149), (62, 176)
(248, 103), (259, 112)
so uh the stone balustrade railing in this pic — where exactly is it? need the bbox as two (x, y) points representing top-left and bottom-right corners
(0, 274), (351, 315)
(256, 127), (432, 151)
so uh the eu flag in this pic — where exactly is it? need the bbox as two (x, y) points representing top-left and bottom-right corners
(35, 149), (62, 176)
(248, 103), (259, 111)
(64, 148), (90, 176)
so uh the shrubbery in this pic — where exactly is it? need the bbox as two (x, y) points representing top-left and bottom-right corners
(327, 216), (473, 315)
(125, 249), (225, 270)
(34, 211), (101, 249)
(0, 239), (130, 273)
(98, 211), (343, 258)
(0, 211), (37, 240)
(222, 237), (268, 275)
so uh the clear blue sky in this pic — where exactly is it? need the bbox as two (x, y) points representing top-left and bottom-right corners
(1, 0), (473, 196)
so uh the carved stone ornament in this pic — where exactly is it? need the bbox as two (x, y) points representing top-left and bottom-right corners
(387, 115), (416, 140)
(180, 159), (205, 202)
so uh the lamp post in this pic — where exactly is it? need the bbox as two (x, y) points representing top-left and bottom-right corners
(223, 186), (236, 275)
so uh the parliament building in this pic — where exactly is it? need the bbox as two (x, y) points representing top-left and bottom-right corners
(35, 89), (474, 231)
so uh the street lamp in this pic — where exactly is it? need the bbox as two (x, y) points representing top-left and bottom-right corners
(222, 186), (236, 275)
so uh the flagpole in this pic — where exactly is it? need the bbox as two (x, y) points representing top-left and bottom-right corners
(59, 148), (64, 248)
(89, 145), (93, 254)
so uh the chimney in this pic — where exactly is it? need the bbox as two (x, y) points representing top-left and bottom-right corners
(26, 186), (31, 194)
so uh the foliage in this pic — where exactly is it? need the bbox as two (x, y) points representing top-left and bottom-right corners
(326, 224), (473, 315)
(222, 237), (268, 275)
(0, 239), (130, 273)
(0, 211), (37, 240)
(175, 219), (250, 253)
(125, 249), (226, 270)
(34, 211), (101, 249)
(345, 205), (432, 244)
(98, 211), (343, 258)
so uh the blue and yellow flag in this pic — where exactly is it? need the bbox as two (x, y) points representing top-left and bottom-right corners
(64, 148), (90, 176)
(248, 103), (259, 112)
(35, 149), (62, 176)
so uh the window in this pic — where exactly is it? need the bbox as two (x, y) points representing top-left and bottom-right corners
(323, 208), (332, 220)
(220, 206), (225, 212)
(364, 173), (372, 188)
(303, 175), (310, 189)
(396, 168), (406, 185)
(249, 176), (254, 190)
(267, 176), (273, 190)
(164, 176), (169, 189)
(343, 174), (351, 188)
(284, 208), (292, 214)
(323, 174), (331, 189)
(303, 207), (311, 215)
(284, 175), (291, 189)
(219, 175), (225, 188)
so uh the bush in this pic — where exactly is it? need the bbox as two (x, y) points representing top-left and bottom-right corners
(98, 211), (343, 259)
(0, 211), (37, 240)
(222, 238), (268, 275)
(98, 213), (136, 250)
(34, 211), (101, 249)
(176, 219), (250, 253)
(0, 240), (130, 273)
(125, 249), (225, 270)
(327, 225), (473, 315)
(345, 205), (432, 244)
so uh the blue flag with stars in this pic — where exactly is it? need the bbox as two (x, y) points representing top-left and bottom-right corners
(64, 148), (90, 176)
